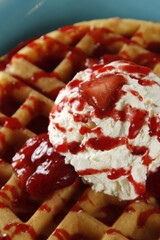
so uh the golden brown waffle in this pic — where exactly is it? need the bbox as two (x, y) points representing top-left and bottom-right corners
(0, 18), (160, 239)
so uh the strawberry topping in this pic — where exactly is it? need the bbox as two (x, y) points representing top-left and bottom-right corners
(80, 74), (126, 114)
(12, 133), (77, 197)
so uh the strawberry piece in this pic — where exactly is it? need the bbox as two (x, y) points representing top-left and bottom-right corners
(80, 74), (126, 112)
(12, 133), (77, 197)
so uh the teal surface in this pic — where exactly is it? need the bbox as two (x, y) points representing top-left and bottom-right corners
(0, 0), (160, 55)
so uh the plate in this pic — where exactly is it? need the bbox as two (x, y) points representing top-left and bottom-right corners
(0, 0), (160, 55)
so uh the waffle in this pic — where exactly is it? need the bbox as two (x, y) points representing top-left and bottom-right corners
(0, 18), (160, 240)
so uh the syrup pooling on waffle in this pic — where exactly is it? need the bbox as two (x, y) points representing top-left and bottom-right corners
(0, 18), (160, 239)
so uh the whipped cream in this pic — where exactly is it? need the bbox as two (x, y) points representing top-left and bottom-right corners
(49, 60), (160, 200)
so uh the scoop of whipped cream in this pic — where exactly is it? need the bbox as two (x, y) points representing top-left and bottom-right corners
(49, 60), (160, 200)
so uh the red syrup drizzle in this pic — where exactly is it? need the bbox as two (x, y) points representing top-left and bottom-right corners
(139, 78), (159, 87)
(78, 167), (130, 179)
(4, 36), (67, 100)
(53, 229), (91, 240)
(53, 229), (70, 240)
(129, 90), (143, 101)
(3, 118), (22, 130)
(30, 71), (61, 84)
(54, 123), (66, 133)
(4, 223), (36, 239)
(84, 54), (124, 69)
(138, 207), (160, 228)
(134, 52), (160, 68)
(118, 61), (151, 77)
(14, 71), (63, 100)
(56, 140), (85, 155)
(12, 35), (69, 72)
(39, 204), (51, 212)
(58, 25), (89, 46)
(27, 35), (69, 72)
(66, 47), (87, 74)
(85, 136), (126, 151)
(0, 184), (39, 222)
(106, 228), (122, 235)
(0, 38), (37, 70)
(128, 109), (147, 139)
(148, 116), (160, 142)
(12, 133), (77, 197)
(88, 27), (131, 58)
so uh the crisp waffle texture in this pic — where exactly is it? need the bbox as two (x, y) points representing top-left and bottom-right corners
(0, 18), (160, 239)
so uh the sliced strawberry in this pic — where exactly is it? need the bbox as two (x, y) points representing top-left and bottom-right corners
(80, 74), (126, 112)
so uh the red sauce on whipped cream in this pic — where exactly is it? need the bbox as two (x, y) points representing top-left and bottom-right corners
(49, 60), (160, 199)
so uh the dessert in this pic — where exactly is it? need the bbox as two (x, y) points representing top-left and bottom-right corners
(49, 60), (160, 200)
(0, 18), (159, 239)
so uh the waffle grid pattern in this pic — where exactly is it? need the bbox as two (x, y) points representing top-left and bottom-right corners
(0, 18), (160, 239)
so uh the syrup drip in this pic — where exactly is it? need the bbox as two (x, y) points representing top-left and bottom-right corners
(128, 109), (146, 139)
(26, 71), (63, 100)
(0, 38), (37, 70)
(1, 185), (19, 200)
(138, 208), (160, 228)
(106, 228), (122, 235)
(53, 228), (91, 240)
(30, 71), (60, 84)
(134, 52), (160, 67)
(39, 204), (51, 212)
(66, 48), (86, 74)
(88, 28), (131, 57)
(71, 205), (82, 212)
(78, 167), (130, 180)
(129, 90), (143, 101)
(59, 25), (89, 45)
(53, 229), (70, 240)
(56, 140), (84, 155)
(118, 62), (151, 76)
(86, 136), (125, 151)
(148, 116), (160, 142)
(84, 54), (124, 70)
(127, 175), (145, 196)
(4, 223), (36, 239)
(4, 118), (22, 130)
(13, 36), (69, 72)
